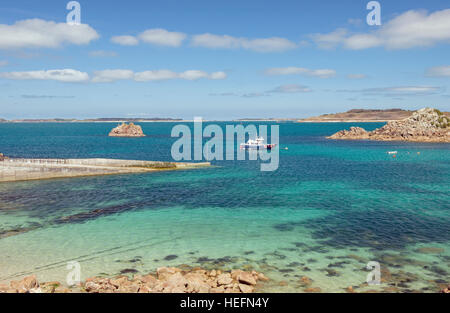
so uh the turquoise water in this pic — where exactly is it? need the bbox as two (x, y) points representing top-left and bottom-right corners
(0, 122), (449, 292)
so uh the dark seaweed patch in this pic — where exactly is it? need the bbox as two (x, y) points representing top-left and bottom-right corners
(55, 203), (137, 224)
(120, 268), (138, 274)
(325, 269), (340, 277)
(213, 256), (238, 264)
(292, 242), (308, 248)
(279, 269), (294, 273)
(277, 209), (450, 249)
(428, 266), (447, 276)
(287, 262), (301, 267)
(163, 255), (178, 261)
(265, 251), (287, 260)
(328, 261), (350, 268)
(0, 225), (41, 239)
(196, 257), (214, 263)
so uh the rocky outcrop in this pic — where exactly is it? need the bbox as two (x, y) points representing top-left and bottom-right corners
(327, 127), (369, 140)
(108, 122), (145, 137)
(0, 268), (269, 293)
(327, 108), (450, 143)
(0, 153), (7, 161)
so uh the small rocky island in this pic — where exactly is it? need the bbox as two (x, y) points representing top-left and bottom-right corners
(328, 108), (450, 143)
(109, 122), (145, 137)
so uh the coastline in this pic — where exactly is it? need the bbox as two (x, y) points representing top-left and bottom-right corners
(2, 260), (448, 293)
(327, 136), (450, 143)
(0, 267), (270, 293)
(299, 119), (392, 123)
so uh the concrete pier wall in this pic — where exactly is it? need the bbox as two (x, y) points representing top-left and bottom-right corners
(0, 158), (210, 182)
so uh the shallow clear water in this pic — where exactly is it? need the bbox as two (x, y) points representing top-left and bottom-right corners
(0, 122), (449, 292)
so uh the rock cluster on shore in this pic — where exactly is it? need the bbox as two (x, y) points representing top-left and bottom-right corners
(0, 267), (269, 293)
(328, 108), (450, 143)
(328, 127), (370, 140)
(0, 153), (7, 161)
(108, 122), (145, 137)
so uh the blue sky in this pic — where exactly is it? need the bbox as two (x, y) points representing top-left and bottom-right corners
(0, 0), (449, 120)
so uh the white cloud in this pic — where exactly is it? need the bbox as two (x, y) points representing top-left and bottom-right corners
(92, 69), (227, 83)
(209, 91), (268, 98)
(312, 9), (450, 50)
(92, 69), (134, 83)
(192, 34), (240, 49)
(1, 68), (226, 83)
(364, 86), (441, 94)
(111, 29), (186, 47)
(209, 92), (238, 97)
(311, 28), (348, 50)
(111, 35), (139, 46)
(0, 19), (99, 49)
(0, 69), (89, 82)
(210, 71), (227, 80)
(89, 50), (118, 57)
(269, 84), (312, 93)
(134, 70), (178, 82)
(111, 29), (297, 52)
(265, 67), (336, 78)
(191, 33), (297, 52)
(340, 86), (442, 96)
(209, 83), (311, 97)
(139, 29), (186, 47)
(21, 94), (75, 99)
(179, 70), (212, 80)
(241, 38), (297, 52)
(347, 74), (367, 79)
(426, 65), (450, 77)
(134, 70), (227, 82)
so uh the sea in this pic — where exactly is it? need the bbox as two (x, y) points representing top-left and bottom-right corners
(0, 122), (448, 292)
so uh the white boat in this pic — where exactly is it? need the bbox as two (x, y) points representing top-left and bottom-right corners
(387, 151), (398, 155)
(240, 136), (276, 150)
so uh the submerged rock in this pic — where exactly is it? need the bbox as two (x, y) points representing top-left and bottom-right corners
(299, 276), (312, 286)
(108, 122), (145, 137)
(164, 254), (178, 261)
(304, 287), (321, 293)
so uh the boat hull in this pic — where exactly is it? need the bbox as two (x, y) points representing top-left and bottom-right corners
(240, 144), (276, 150)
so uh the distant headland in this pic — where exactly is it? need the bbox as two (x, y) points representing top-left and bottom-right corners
(298, 108), (449, 123)
(0, 117), (184, 123)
